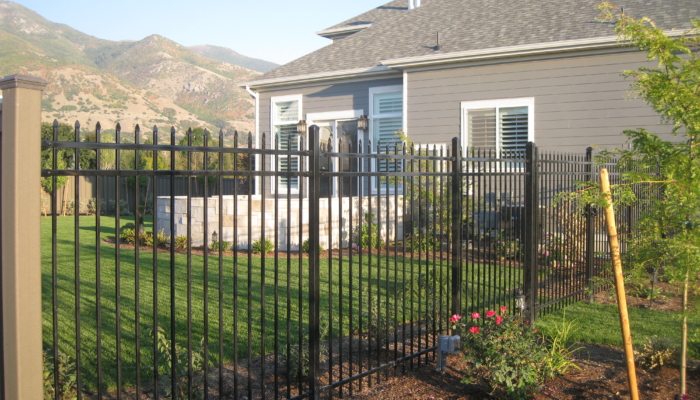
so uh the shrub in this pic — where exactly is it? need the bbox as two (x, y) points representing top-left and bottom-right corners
(353, 212), (384, 250)
(301, 239), (323, 254)
(174, 236), (190, 250)
(538, 234), (570, 267)
(403, 270), (448, 327)
(109, 199), (132, 216)
(454, 308), (576, 399)
(148, 327), (207, 399)
(252, 238), (274, 254)
(64, 200), (76, 216)
(209, 240), (231, 252)
(356, 292), (395, 350)
(154, 229), (169, 247)
(281, 321), (330, 378)
(120, 227), (168, 247)
(405, 234), (439, 252)
(492, 230), (522, 260)
(86, 198), (106, 216)
(636, 335), (678, 369)
(43, 349), (80, 400)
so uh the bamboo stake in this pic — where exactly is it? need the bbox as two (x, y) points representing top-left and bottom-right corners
(600, 168), (639, 400)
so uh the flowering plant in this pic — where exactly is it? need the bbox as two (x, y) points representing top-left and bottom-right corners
(492, 230), (523, 260)
(450, 307), (570, 399)
(538, 234), (571, 267)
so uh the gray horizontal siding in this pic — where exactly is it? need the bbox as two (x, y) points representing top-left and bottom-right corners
(406, 50), (674, 151)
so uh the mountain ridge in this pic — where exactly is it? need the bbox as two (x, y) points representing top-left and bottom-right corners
(0, 1), (276, 135)
(188, 44), (279, 73)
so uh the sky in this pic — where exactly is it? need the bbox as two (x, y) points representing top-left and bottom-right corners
(11, 0), (389, 65)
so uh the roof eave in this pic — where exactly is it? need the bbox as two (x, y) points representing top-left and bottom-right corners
(380, 31), (687, 68)
(315, 23), (375, 39)
(238, 65), (398, 90)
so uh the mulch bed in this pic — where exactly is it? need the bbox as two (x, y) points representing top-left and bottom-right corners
(345, 344), (700, 400)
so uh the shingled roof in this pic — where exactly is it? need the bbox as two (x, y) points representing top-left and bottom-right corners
(315, 0), (408, 38)
(252, 0), (699, 83)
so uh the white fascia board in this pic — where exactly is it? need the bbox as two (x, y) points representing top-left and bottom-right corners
(238, 65), (397, 90)
(315, 23), (374, 39)
(381, 30), (688, 69)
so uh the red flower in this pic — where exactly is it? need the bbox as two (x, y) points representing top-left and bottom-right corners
(471, 312), (481, 319)
(469, 326), (480, 334)
(495, 315), (504, 325)
(500, 306), (507, 312)
(485, 310), (496, 318)
(450, 314), (462, 322)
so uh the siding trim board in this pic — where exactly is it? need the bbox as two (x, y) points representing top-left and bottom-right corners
(240, 65), (398, 90)
(380, 30), (687, 69)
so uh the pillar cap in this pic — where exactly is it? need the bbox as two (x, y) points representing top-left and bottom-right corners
(0, 75), (47, 91)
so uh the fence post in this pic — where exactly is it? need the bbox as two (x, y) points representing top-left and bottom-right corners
(450, 137), (462, 317)
(523, 142), (539, 322)
(307, 124), (321, 400)
(585, 147), (595, 302)
(0, 74), (47, 400)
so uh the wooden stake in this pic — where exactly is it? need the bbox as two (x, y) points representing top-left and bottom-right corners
(600, 168), (639, 400)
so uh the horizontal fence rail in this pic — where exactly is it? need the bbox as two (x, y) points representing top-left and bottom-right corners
(39, 120), (654, 399)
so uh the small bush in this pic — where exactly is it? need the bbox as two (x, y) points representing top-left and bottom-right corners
(174, 236), (190, 250)
(405, 234), (439, 252)
(454, 308), (577, 399)
(209, 240), (231, 252)
(148, 327), (207, 399)
(636, 335), (678, 369)
(86, 198), (106, 216)
(120, 227), (168, 247)
(281, 321), (329, 378)
(301, 239), (323, 254)
(353, 213), (384, 250)
(109, 199), (132, 216)
(64, 200), (76, 216)
(154, 229), (169, 247)
(252, 238), (274, 254)
(44, 349), (80, 400)
(355, 291), (395, 350)
(493, 230), (522, 260)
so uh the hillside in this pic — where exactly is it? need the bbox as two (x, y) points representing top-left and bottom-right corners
(188, 44), (278, 73)
(0, 1), (271, 136)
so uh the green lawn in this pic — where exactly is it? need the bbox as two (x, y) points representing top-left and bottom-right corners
(42, 215), (524, 391)
(536, 300), (700, 359)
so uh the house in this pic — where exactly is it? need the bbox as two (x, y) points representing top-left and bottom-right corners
(240, 0), (698, 196)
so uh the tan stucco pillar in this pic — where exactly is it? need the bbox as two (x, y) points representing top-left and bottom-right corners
(0, 74), (47, 399)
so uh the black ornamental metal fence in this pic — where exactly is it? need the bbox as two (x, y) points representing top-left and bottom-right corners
(39, 120), (655, 399)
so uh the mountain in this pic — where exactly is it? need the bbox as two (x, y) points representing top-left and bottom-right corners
(188, 45), (279, 73)
(0, 1), (272, 136)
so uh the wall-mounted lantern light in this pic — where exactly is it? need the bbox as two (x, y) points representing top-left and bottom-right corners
(212, 230), (218, 244)
(296, 118), (307, 134)
(357, 115), (369, 131)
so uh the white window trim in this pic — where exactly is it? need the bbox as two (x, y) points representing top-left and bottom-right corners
(460, 97), (534, 157)
(369, 84), (404, 195)
(271, 94), (303, 195)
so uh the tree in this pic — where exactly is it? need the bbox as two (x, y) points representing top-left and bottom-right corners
(595, 4), (699, 397)
(41, 122), (74, 215)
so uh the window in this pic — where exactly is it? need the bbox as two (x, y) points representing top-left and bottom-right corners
(271, 95), (302, 192)
(461, 98), (534, 157)
(369, 85), (403, 192)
